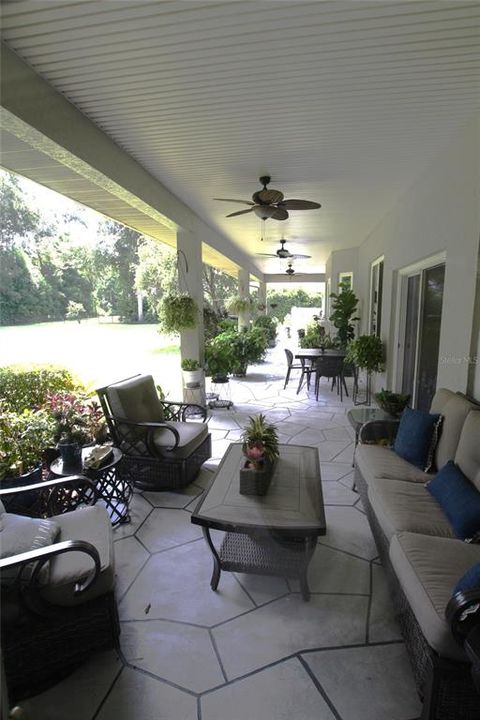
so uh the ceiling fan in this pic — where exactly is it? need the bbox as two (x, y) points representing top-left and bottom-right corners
(214, 176), (321, 221)
(256, 238), (311, 260)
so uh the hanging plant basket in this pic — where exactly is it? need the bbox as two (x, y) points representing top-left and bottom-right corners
(158, 294), (198, 334)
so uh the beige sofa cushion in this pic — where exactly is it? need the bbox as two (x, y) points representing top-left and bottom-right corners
(356, 444), (430, 485)
(368, 477), (454, 541)
(454, 410), (480, 491)
(430, 389), (479, 471)
(390, 532), (480, 661)
(40, 505), (115, 607)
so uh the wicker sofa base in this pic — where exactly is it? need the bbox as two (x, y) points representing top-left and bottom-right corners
(122, 433), (212, 491)
(354, 465), (479, 720)
(3, 591), (120, 702)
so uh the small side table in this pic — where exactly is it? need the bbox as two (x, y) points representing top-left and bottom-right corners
(347, 407), (396, 470)
(49, 447), (132, 527)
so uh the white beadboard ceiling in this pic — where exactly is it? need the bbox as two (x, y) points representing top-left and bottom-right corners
(1, 0), (480, 274)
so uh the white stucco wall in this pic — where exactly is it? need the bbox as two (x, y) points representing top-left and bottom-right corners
(356, 115), (480, 398)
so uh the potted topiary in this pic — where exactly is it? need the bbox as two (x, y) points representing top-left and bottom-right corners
(346, 334), (385, 405)
(239, 414), (280, 496)
(158, 293), (198, 334)
(181, 358), (204, 386)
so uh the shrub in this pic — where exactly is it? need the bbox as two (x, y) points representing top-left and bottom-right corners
(253, 315), (277, 346)
(0, 409), (55, 479)
(205, 327), (268, 378)
(0, 365), (82, 413)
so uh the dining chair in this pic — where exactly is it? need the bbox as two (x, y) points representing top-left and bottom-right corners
(314, 355), (348, 401)
(283, 349), (313, 394)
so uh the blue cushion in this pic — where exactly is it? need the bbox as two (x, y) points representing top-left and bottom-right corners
(394, 406), (442, 471)
(427, 461), (480, 539)
(454, 562), (480, 595)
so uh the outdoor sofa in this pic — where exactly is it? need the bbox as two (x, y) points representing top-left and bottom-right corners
(354, 388), (480, 720)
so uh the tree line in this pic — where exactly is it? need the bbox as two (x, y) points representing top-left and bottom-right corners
(0, 172), (322, 327)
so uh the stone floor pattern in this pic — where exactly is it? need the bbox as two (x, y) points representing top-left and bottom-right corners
(22, 350), (422, 720)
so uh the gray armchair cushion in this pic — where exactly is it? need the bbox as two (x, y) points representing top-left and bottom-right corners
(454, 410), (480, 492)
(0, 514), (61, 581)
(368, 477), (454, 541)
(153, 422), (209, 460)
(390, 532), (480, 661)
(106, 374), (164, 422)
(430, 389), (479, 471)
(40, 505), (115, 607)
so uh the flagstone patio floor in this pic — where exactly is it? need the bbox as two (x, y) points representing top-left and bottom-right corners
(21, 347), (422, 720)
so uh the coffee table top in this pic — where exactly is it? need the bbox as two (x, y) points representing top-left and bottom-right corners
(191, 443), (325, 537)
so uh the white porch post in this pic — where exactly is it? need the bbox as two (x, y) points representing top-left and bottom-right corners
(258, 281), (267, 315)
(238, 268), (250, 331)
(176, 228), (205, 405)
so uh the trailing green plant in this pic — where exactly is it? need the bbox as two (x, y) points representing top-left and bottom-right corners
(241, 413), (279, 468)
(346, 334), (385, 373)
(158, 293), (198, 334)
(0, 409), (55, 480)
(253, 315), (278, 346)
(0, 365), (82, 413)
(226, 296), (252, 315)
(181, 359), (201, 371)
(329, 282), (360, 347)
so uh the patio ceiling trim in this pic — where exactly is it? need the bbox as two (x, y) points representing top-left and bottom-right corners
(0, 43), (260, 280)
(265, 273), (325, 283)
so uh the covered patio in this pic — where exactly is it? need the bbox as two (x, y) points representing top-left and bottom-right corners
(18, 347), (421, 720)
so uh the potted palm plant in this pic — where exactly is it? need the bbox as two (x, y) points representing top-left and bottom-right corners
(239, 414), (280, 496)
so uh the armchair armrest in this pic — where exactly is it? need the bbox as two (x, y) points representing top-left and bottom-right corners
(109, 415), (181, 453)
(161, 401), (207, 422)
(359, 419), (400, 446)
(0, 476), (99, 518)
(446, 588), (480, 693)
(0, 539), (101, 596)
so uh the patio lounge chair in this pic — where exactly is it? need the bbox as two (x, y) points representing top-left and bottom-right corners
(97, 374), (211, 491)
(0, 476), (119, 704)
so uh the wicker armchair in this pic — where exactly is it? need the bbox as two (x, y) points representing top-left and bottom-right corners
(0, 476), (119, 704)
(97, 374), (211, 491)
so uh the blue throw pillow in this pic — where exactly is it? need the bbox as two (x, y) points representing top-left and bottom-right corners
(394, 406), (442, 471)
(427, 461), (480, 539)
(454, 562), (480, 595)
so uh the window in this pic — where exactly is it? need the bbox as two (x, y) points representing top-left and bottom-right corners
(338, 272), (353, 290)
(369, 257), (384, 337)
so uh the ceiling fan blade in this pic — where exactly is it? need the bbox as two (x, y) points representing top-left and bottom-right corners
(281, 199), (321, 210)
(256, 253), (280, 258)
(291, 253), (312, 259)
(225, 208), (255, 218)
(271, 207), (289, 221)
(214, 198), (254, 205)
(252, 189), (284, 205)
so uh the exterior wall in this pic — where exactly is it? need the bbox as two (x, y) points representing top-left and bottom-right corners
(356, 115), (480, 398)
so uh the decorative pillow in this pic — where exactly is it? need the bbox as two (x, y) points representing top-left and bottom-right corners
(0, 513), (61, 582)
(427, 461), (480, 540)
(394, 406), (442, 471)
(453, 562), (480, 595)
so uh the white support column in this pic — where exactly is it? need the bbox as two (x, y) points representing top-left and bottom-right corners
(238, 268), (250, 331)
(258, 281), (267, 315)
(177, 228), (205, 405)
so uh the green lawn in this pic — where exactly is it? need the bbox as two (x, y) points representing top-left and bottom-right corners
(0, 319), (182, 397)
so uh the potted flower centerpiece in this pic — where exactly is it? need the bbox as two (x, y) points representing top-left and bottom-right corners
(239, 414), (280, 496)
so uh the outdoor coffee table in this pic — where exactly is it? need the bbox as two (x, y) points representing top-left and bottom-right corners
(191, 443), (325, 601)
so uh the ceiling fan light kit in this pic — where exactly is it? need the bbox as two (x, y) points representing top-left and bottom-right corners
(215, 176), (321, 222)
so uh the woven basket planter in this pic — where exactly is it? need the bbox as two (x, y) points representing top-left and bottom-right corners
(239, 457), (275, 496)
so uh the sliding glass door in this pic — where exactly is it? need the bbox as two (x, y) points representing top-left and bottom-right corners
(400, 263), (445, 411)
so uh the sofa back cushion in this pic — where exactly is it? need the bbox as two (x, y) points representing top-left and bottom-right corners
(454, 410), (480, 491)
(430, 389), (479, 470)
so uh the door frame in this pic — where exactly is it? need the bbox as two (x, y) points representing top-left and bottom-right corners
(393, 252), (446, 400)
